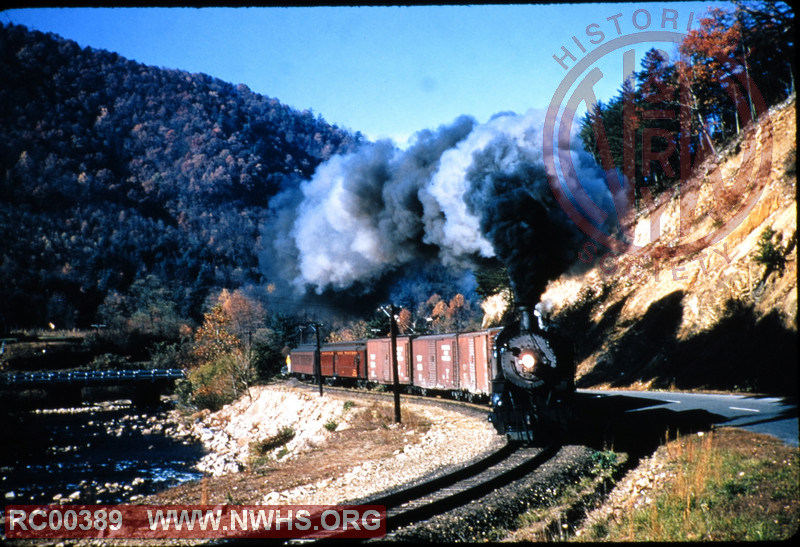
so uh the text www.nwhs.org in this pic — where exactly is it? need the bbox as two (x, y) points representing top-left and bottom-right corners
(147, 507), (383, 532)
(4, 505), (386, 539)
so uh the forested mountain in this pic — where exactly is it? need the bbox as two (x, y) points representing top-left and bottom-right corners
(0, 22), (364, 330)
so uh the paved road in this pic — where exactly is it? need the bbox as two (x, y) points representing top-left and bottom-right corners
(578, 389), (799, 446)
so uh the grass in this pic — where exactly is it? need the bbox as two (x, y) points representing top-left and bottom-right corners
(496, 449), (627, 542)
(579, 428), (799, 542)
(348, 400), (432, 432)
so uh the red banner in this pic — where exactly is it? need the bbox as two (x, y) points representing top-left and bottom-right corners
(4, 504), (386, 539)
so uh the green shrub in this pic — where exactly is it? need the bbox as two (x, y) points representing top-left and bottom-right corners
(249, 427), (296, 456)
(783, 146), (796, 181)
(186, 357), (238, 411)
(590, 450), (618, 473)
(753, 227), (786, 277)
(174, 378), (194, 407)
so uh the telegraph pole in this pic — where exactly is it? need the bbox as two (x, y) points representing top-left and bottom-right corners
(313, 322), (323, 396)
(383, 305), (402, 423)
(300, 323), (324, 396)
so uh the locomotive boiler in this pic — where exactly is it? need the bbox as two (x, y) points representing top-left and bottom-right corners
(488, 305), (575, 443)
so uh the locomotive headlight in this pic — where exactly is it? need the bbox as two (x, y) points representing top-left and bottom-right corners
(519, 351), (536, 370)
(514, 349), (538, 379)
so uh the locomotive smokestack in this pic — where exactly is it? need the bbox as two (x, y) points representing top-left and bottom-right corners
(518, 305), (532, 333)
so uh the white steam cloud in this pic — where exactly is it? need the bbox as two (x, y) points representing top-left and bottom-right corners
(264, 109), (615, 303)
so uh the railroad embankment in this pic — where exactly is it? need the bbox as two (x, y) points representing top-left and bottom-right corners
(145, 382), (502, 506)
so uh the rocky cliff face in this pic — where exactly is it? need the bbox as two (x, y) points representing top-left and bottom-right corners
(542, 97), (797, 394)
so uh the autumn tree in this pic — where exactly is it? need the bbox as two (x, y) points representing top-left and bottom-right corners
(416, 293), (475, 334)
(327, 320), (370, 342)
(676, 2), (794, 143)
(188, 304), (248, 409)
(446, 294), (473, 333)
(422, 294), (447, 334)
(217, 288), (264, 374)
(203, 288), (294, 388)
(677, 7), (745, 146)
(396, 308), (413, 334)
(580, 3), (794, 207)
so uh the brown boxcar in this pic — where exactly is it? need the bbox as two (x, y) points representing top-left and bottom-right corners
(320, 351), (334, 377)
(366, 337), (412, 385)
(290, 342), (367, 381)
(328, 342), (367, 380)
(289, 344), (316, 377)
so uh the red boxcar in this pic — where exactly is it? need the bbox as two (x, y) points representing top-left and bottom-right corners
(411, 330), (499, 394)
(411, 334), (457, 390)
(454, 329), (499, 395)
(290, 328), (499, 397)
(289, 344), (316, 377)
(327, 342), (366, 380)
(366, 337), (412, 385)
(289, 342), (367, 381)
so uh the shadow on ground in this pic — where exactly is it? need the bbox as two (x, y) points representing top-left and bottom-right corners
(564, 391), (724, 460)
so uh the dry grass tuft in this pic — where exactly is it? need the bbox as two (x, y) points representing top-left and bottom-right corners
(583, 428), (799, 542)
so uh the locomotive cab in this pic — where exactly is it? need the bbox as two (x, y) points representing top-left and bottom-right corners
(488, 306), (575, 443)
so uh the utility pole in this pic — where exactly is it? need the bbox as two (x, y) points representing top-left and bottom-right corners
(313, 322), (323, 397)
(382, 305), (402, 423)
(299, 323), (324, 396)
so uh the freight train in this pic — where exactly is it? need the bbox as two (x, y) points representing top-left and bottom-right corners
(288, 306), (575, 442)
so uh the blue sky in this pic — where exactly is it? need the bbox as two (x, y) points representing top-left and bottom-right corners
(3, 3), (731, 146)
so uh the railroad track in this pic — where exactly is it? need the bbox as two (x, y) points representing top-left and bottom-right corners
(363, 442), (559, 537)
(202, 440), (575, 546)
(287, 379), (565, 538)
(217, 382), (562, 545)
(280, 441), (559, 544)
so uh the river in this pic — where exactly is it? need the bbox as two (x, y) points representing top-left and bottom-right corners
(1, 400), (205, 505)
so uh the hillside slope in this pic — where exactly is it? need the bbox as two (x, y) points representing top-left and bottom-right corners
(543, 98), (797, 395)
(0, 23), (362, 328)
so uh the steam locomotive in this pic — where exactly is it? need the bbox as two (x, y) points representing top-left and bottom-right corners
(287, 306), (575, 442)
(488, 306), (575, 442)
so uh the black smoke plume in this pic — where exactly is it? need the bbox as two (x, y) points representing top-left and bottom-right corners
(260, 109), (614, 311)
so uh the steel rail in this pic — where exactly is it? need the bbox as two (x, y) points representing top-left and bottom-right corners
(377, 443), (559, 534)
